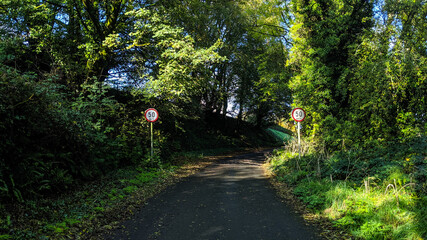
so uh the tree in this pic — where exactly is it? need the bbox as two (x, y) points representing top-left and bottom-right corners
(288, 0), (374, 148)
(157, 0), (293, 127)
(347, 0), (426, 143)
(238, 0), (293, 126)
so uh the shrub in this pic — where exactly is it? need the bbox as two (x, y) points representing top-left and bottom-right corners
(0, 68), (135, 202)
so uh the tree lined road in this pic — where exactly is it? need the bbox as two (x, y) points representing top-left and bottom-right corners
(107, 151), (322, 240)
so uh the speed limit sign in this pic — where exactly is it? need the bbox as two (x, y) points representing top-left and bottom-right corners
(292, 108), (306, 122)
(144, 108), (159, 122)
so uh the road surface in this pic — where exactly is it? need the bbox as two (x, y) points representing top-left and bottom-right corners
(107, 150), (322, 240)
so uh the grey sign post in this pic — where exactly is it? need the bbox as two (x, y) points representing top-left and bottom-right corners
(292, 108), (306, 167)
(144, 108), (159, 159)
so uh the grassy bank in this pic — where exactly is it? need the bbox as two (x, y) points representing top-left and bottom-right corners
(0, 148), (251, 240)
(266, 137), (426, 239)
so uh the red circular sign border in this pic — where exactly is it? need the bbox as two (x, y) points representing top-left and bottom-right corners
(144, 108), (159, 122)
(292, 108), (306, 122)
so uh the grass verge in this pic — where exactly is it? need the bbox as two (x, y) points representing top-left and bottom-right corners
(264, 142), (426, 240)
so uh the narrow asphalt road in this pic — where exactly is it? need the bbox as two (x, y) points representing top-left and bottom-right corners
(107, 150), (322, 240)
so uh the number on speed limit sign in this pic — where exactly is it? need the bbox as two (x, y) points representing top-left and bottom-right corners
(144, 108), (159, 122)
(292, 108), (306, 122)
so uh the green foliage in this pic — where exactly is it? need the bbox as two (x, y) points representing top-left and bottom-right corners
(128, 7), (227, 103)
(268, 139), (426, 239)
(333, 215), (357, 229)
(358, 220), (392, 240)
(124, 170), (162, 187)
(1, 0), (292, 206)
(294, 180), (330, 210)
(0, 162), (178, 238)
(288, 0), (375, 148)
(70, 80), (124, 175)
(1, 0), (425, 238)
(0, 67), (150, 201)
(0, 67), (76, 200)
(288, 0), (425, 150)
(156, 0), (292, 126)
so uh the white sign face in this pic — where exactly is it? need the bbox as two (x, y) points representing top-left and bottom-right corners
(145, 108), (159, 122)
(292, 108), (306, 122)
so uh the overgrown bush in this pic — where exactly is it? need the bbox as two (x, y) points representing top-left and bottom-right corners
(0, 67), (81, 201)
(0, 67), (154, 202)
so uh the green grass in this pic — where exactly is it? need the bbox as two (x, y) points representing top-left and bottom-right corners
(0, 162), (176, 239)
(267, 144), (426, 240)
(0, 168), (173, 239)
(266, 126), (293, 144)
(287, 178), (423, 239)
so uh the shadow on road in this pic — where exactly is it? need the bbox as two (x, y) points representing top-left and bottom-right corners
(107, 150), (322, 240)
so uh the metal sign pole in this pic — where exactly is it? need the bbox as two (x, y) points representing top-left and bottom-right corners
(292, 108), (305, 171)
(151, 122), (154, 159)
(144, 108), (159, 161)
(297, 121), (301, 157)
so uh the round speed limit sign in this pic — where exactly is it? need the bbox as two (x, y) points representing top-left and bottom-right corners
(292, 108), (306, 122)
(144, 108), (159, 122)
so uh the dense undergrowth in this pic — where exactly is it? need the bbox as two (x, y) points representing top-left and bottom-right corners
(267, 137), (426, 239)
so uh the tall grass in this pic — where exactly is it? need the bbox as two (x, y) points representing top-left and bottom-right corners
(267, 137), (426, 239)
